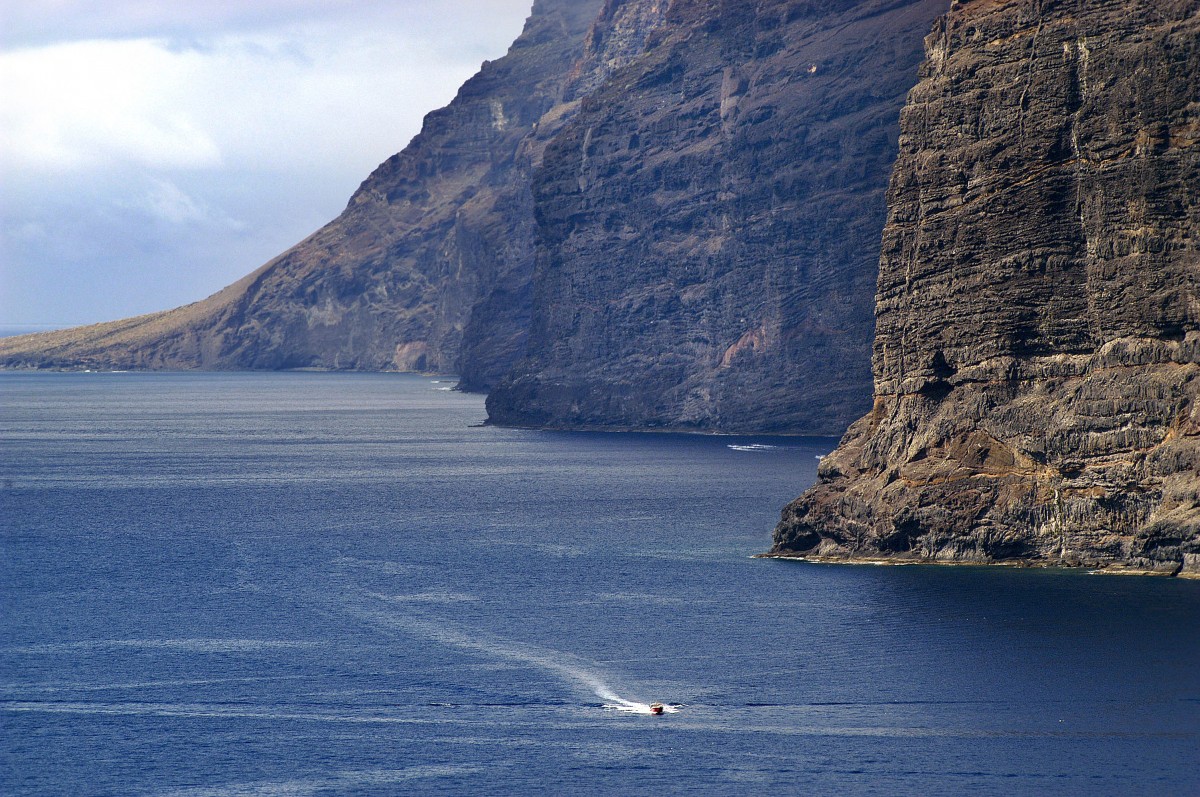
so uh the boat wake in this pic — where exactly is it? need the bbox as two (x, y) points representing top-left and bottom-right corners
(352, 596), (677, 715)
(726, 443), (777, 452)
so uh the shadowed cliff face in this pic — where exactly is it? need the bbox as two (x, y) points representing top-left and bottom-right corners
(458, 0), (671, 389)
(0, 0), (605, 383)
(773, 0), (1200, 575)
(486, 0), (949, 434)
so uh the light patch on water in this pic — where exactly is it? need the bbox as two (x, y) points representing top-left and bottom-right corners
(727, 443), (778, 452)
(368, 590), (479, 604)
(153, 766), (486, 796)
(3, 700), (452, 726)
(593, 591), (689, 606)
(7, 639), (319, 655)
(331, 556), (424, 576)
(0, 674), (313, 694)
(489, 537), (587, 558)
(567, 740), (654, 763)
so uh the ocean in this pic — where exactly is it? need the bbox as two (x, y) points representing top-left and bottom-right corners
(2, 372), (1197, 796)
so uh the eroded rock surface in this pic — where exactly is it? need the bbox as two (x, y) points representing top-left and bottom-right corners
(772, 0), (1200, 575)
(487, 0), (948, 434)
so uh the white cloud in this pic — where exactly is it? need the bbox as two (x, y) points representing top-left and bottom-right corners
(0, 1), (538, 326)
(0, 39), (222, 172)
(131, 177), (243, 228)
(0, 1), (535, 51)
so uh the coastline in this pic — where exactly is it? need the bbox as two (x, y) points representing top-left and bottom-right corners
(755, 552), (1200, 580)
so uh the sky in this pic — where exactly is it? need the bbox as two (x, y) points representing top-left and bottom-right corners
(0, 0), (537, 329)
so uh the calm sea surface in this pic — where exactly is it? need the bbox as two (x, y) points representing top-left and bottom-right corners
(2, 372), (1197, 796)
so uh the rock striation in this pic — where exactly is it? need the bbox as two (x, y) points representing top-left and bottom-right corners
(0, 0), (605, 386)
(487, 0), (949, 434)
(1, 0), (948, 437)
(772, 0), (1200, 574)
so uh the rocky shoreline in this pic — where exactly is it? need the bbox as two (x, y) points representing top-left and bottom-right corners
(756, 552), (1200, 579)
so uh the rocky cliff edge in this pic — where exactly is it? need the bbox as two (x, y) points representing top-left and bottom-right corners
(771, 0), (1200, 575)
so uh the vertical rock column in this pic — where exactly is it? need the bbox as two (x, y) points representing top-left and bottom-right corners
(772, 0), (1200, 575)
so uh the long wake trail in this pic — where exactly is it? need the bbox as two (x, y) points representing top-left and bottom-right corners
(351, 596), (677, 714)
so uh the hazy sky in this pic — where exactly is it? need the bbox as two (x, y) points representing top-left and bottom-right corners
(0, 1), (536, 328)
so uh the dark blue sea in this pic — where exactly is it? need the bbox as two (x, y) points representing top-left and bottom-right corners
(3, 372), (1198, 796)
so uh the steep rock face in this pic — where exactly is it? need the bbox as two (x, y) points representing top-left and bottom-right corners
(0, 0), (604, 384)
(772, 0), (1200, 574)
(487, 0), (949, 434)
(564, 0), (670, 100)
(458, 0), (672, 389)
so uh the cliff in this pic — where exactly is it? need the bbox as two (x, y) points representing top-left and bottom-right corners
(0, 0), (605, 385)
(486, 0), (949, 434)
(2, 0), (947, 438)
(772, 0), (1200, 575)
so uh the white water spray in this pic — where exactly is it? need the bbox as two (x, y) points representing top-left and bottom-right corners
(594, 684), (679, 715)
